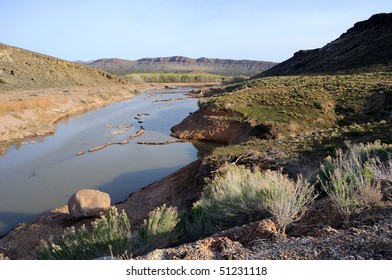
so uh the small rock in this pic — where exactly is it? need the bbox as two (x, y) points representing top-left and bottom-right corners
(68, 189), (111, 219)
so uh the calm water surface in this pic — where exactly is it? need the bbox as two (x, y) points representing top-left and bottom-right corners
(0, 88), (204, 236)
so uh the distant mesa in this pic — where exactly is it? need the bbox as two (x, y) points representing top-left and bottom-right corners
(254, 12), (392, 77)
(80, 56), (278, 76)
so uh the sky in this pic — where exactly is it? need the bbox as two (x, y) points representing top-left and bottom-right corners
(0, 0), (391, 62)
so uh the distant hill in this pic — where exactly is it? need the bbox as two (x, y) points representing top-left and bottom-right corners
(82, 56), (278, 76)
(254, 13), (392, 78)
(0, 43), (126, 90)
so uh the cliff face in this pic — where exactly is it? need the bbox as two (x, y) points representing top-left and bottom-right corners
(84, 56), (278, 76)
(254, 13), (392, 77)
(0, 43), (125, 90)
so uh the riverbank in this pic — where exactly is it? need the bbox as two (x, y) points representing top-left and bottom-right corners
(0, 160), (203, 259)
(0, 82), (218, 154)
(0, 84), (212, 259)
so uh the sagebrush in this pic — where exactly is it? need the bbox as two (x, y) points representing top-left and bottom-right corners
(38, 204), (180, 259)
(38, 207), (131, 260)
(191, 165), (315, 236)
(261, 170), (316, 234)
(131, 204), (180, 256)
(195, 165), (268, 232)
(318, 141), (391, 217)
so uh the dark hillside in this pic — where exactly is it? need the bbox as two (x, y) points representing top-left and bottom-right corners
(254, 13), (392, 77)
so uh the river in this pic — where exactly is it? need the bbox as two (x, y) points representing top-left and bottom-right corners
(0, 87), (206, 236)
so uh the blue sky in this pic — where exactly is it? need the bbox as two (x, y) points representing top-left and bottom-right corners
(0, 0), (391, 62)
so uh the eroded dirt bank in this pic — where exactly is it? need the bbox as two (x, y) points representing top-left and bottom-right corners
(171, 107), (278, 144)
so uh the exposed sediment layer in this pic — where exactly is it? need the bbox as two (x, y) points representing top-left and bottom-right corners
(170, 107), (278, 144)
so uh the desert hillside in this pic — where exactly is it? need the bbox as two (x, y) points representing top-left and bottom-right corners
(254, 13), (392, 77)
(83, 56), (278, 76)
(0, 43), (126, 90)
(0, 43), (160, 148)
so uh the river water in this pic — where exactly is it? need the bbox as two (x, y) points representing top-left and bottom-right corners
(0, 88), (204, 236)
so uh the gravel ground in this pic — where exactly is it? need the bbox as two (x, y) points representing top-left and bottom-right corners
(139, 199), (392, 260)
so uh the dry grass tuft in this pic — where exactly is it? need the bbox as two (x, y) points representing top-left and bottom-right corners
(261, 170), (316, 234)
(0, 97), (53, 115)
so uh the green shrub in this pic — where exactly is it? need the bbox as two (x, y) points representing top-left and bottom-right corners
(38, 205), (181, 259)
(124, 73), (225, 84)
(38, 207), (131, 260)
(196, 165), (268, 233)
(261, 170), (316, 234)
(180, 203), (211, 241)
(131, 204), (180, 256)
(318, 142), (386, 217)
(193, 165), (315, 236)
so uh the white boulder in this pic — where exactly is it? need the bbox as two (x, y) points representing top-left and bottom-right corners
(68, 189), (111, 219)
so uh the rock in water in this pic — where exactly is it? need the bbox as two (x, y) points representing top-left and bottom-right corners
(68, 189), (111, 219)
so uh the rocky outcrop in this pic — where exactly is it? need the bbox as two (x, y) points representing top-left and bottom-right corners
(68, 189), (111, 219)
(170, 108), (278, 144)
(255, 13), (392, 77)
(83, 56), (278, 76)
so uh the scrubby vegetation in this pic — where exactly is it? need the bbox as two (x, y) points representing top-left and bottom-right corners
(184, 165), (316, 239)
(192, 165), (268, 232)
(124, 72), (245, 84)
(262, 170), (316, 234)
(38, 206), (180, 260)
(199, 73), (392, 134)
(317, 141), (392, 217)
(38, 208), (132, 260)
(130, 204), (180, 256)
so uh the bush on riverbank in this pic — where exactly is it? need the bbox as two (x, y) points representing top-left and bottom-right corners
(318, 141), (392, 217)
(184, 165), (316, 239)
(38, 208), (132, 260)
(38, 206), (180, 260)
(130, 204), (180, 256)
(124, 72), (247, 84)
